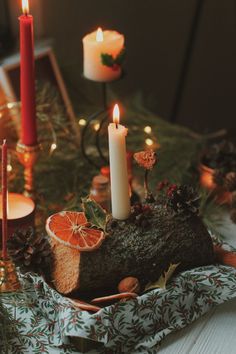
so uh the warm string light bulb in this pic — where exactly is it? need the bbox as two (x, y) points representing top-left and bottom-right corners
(7, 102), (14, 109)
(145, 138), (154, 146)
(144, 126), (152, 134)
(50, 143), (57, 155)
(96, 27), (103, 42)
(78, 118), (87, 126)
(22, 0), (29, 15)
(6, 151), (12, 173)
(94, 122), (100, 131)
(7, 164), (12, 172)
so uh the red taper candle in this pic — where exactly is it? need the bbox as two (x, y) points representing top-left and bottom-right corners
(1, 140), (8, 260)
(19, 0), (37, 146)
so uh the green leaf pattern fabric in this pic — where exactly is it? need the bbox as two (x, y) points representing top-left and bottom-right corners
(1, 241), (236, 353)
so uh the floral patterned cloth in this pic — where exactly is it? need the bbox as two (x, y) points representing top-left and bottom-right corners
(1, 241), (236, 354)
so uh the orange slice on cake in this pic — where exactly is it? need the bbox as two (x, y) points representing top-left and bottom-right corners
(46, 211), (105, 251)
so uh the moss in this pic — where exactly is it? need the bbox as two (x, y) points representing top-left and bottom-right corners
(78, 203), (214, 296)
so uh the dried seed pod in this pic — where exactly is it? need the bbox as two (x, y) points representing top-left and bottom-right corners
(91, 292), (137, 304)
(68, 298), (101, 312)
(118, 277), (140, 294)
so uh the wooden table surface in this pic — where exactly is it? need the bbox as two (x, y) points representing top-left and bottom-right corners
(159, 215), (236, 354)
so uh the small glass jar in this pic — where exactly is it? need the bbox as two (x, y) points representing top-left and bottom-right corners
(90, 175), (111, 212)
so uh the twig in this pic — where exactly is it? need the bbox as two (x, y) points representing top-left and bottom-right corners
(144, 169), (149, 197)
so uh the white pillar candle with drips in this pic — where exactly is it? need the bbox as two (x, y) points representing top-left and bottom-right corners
(108, 104), (131, 220)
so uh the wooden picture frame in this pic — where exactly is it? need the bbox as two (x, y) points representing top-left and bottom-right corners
(0, 44), (75, 122)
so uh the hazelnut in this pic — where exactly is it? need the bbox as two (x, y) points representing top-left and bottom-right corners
(118, 277), (140, 294)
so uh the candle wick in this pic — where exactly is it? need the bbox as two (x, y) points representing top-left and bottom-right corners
(116, 123), (118, 129)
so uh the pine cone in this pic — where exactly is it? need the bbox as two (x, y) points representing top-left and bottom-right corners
(7, 228), (52, 277)
(213, 169), (225, 186)
(131, 203), (152, 228)
(203, 140), (236, 171)
(167, 185), (200, 216)
(224, 172), (236, 192)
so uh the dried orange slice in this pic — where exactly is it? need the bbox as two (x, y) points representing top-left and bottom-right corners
(46, 211), (105, 251)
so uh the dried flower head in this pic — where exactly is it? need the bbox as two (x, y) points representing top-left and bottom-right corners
(134, 150), (157, 170)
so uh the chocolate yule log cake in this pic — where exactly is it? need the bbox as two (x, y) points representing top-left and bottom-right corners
(46, 185), (214, 297)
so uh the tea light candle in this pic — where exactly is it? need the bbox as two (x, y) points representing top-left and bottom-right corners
(108, 104), (130, 220)
(83, 28), (124, 82)
(0, 193), (35, 239)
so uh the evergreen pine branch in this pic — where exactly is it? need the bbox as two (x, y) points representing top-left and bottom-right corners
(198, 188), (225, 237)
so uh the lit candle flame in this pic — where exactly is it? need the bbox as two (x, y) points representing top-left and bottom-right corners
(22, 0), (29, 15)
(113, 104), (120, 126)
(96, 27), (103, 42)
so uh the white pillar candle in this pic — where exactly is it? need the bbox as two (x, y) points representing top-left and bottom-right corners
(108, 104), (131, 220)
(83, 28), (124, 82)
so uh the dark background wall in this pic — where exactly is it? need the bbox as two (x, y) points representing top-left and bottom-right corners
(4, 0), (236, 134)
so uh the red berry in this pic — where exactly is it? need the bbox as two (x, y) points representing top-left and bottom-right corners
(142, 205), (151, 214)
(167, 184), (177, 197)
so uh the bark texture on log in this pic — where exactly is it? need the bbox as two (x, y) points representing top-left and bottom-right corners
(51, 203), (214, 296)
